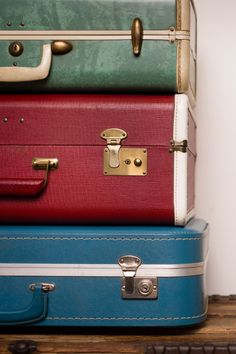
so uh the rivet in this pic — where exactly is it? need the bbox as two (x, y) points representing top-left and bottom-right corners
(13, 62), (17, 66)
(20, 117), (24, 123)
(9, 42), (24, 57)
(6, 22), (12, 27)
(134, 158), (142, 167)
(20, 22), (25, 27)
(3, 117), (8, 123)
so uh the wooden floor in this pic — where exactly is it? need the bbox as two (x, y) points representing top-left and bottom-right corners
(1, 296), (236, 354)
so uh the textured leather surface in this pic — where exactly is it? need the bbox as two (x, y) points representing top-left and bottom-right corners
(0, 0), (179, 92)
(0, 178), (45, 196)
(0, 0), (176, 30)
(0, 94), (195, 225)
(0, 286), (48, 325)
(0, 41), (177, 93)
(0, 219), (208, 327)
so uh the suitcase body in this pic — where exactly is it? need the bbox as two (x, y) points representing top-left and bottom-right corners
(0, 94), (196, 225)
(0, 219), (208, 327)
(0, 0), (196, 101)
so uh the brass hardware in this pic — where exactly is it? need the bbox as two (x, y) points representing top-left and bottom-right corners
(9, 41), (24, 57)
(101, 128), (147, 176)
(3, 117), (8, 123)
(51, 40), (73, 55)
(101, 128), (127, 168)
(29, 283), (55, 293)
(169, 140), (188, 153)
(131, 18), (143, 56)
(32, 158), (58, 170)
(104, 148), (147, 176)
(32, 158), (58, 189)
(118, 255), (157, 299)
(134, 158), (142, 167)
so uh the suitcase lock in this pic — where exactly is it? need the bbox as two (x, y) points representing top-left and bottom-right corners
(101, 128), (147, 176)
(118, 255), (157, 299)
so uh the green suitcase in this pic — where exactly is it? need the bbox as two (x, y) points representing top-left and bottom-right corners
(0, 0), (197, 100)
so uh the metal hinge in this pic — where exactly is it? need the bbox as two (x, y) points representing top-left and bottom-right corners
(101, 128), (147, 176)
(118, 255), (157, 299)
(169, 139), (188, 153)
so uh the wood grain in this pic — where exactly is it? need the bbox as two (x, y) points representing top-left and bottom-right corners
(1, 297), (236, 354)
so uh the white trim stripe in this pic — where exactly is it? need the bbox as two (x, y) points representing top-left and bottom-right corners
(0, 262), (205, 277)
(0, 30), (189, 41)
(174, 94), (189, 225)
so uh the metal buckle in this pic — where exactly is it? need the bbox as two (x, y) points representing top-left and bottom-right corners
(118, 255), (157, 299)
(101, 128), (147, 176)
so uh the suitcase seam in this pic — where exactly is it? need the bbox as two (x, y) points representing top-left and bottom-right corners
(174, 95), (179, 225)
(46, 310), (207, 321)
(0, 237), (202, 241)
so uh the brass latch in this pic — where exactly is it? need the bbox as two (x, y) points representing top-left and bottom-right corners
(32, 158), (58, 188)
(118, 256), (157, 299)
(169, 140), (188, 153)
(101, 128), (147, 176)
(131, 18), (143, 56)
(101, 128), (127, 168)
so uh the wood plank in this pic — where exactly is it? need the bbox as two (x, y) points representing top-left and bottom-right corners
(1, 298), (236, 354)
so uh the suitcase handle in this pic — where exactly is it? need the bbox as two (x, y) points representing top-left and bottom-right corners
(0, 283), (54, 325)
(0, 44), (51, 82)
(0, 178), (47, 196)
(0, 158), (58, 196)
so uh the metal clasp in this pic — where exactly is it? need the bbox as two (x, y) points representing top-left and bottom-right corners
(101, 128), (127, 168)
(119, 255), (141, 294)
(101, 128), (147, 176)
(169, 140), (188, 153)
(118, 255), (157, 299)
(131, 18), (143, 56)
(29, 283), (55, 293)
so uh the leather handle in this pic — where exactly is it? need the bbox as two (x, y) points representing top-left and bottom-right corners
(0, 44), (51, 82)
(0, 158), (58, 196)
(0, 178), (46, 196)
(0, 284), (49, 325)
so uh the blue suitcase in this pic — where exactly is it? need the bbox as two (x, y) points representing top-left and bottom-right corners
(0, 219), (208, 327)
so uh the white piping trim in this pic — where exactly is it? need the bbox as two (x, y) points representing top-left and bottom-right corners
(174, 94), (189, 225)
(0, 262), (205, 277)
(0, 30), (189, 41)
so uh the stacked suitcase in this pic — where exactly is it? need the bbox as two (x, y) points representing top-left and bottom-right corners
(0, 0), (208, 327)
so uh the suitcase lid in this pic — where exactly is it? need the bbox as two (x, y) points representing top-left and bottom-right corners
(0, 94), (186, 147)
(0, 0), (181, 31)
(0, 219), (208, 266)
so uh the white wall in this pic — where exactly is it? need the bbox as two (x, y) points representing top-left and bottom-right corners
(195, 1), (236, 294)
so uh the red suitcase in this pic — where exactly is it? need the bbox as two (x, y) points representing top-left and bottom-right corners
(0, 94), (196, 225)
